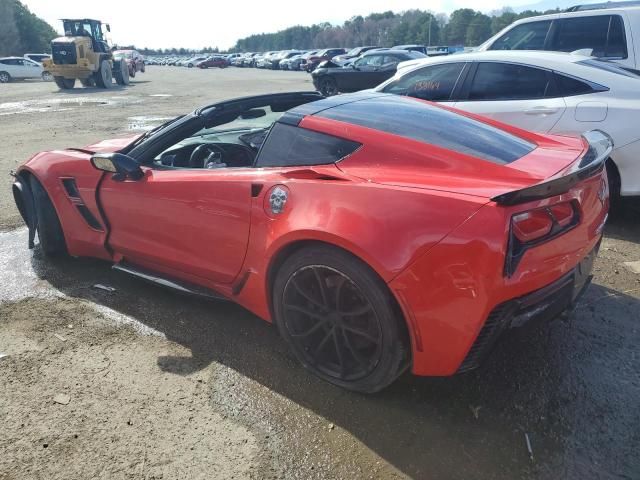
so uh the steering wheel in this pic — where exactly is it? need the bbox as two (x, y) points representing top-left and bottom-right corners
(188, 144), (225, 168)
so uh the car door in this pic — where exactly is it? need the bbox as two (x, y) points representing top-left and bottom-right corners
(372, 55), (404, 86)
(345, 54), (384, 91)
(22, 59), (41, 78)
(454, 62), (566, 133)
(9, 59), (28, 78)
(97, 93), (320, 285)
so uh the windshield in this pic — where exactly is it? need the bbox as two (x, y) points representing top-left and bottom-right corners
(113, 52), (131, 59)
(194, 106), (282, 137)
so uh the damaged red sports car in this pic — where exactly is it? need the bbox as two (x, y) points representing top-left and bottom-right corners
(12, 92), (611, 392)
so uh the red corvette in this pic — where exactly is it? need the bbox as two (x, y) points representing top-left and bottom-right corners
(12, 92), (611, 392)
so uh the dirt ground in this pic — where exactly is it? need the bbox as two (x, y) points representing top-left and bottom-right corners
(1, 67), (639, 480)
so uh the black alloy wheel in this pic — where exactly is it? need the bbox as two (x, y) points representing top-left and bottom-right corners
(274, 246), (409, 393)
(319, 77), (338, 96)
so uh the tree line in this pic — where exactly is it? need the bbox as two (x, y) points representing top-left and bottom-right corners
(0, 0), (58, 56)
(0, 1), (562, 58)
(232, 8), (561, 52)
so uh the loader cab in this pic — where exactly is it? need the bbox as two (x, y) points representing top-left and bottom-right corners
(61, 19), (110, 53)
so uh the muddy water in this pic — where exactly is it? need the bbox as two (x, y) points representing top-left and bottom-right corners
(0, 95), (142, 116)
(0, 228), (162, 336)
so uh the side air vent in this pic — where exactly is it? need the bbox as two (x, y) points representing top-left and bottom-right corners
(62, 178), (81, 198)
(76, 205), (103, 231)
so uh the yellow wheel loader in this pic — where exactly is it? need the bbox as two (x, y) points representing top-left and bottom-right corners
(43, 19), (130, 90)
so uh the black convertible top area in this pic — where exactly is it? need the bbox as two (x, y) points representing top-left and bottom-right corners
(285, 92), (536, 165)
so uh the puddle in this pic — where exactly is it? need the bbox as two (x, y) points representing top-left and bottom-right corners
(0, 96), (142, 116)
(127, 116), (173, 131)
(0, 228), (163, 337)
(149, 94), (173, 97)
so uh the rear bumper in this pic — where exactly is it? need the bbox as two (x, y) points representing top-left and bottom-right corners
(457, 242), (598, 372)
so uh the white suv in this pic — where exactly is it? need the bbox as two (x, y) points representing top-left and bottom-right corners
(477, 3), (639, 71)
(0, 57), (50, 83)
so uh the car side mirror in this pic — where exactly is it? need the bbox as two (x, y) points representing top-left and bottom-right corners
(106, 24), (111, 32)
(91, 153), (143, 181)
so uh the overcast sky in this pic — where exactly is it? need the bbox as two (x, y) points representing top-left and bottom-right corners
(22, 0), (592, 50)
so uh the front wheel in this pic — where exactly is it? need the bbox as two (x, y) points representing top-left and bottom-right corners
(29, 176), (67, 257)
(54, 76), (75, 89)
(273, 245), (410, 393)
(319, 77), (338, 96)
(95, 59), (113, 88)
(114, 60), (130, 86)
(80, 76), (95, 87)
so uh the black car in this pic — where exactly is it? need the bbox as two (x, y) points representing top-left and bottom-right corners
(311, 50), (425, 96)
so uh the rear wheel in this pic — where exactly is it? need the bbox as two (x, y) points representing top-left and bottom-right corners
(29, 176), (67, 257)
(54, 76), (75, 89)
(606, 158), (622, 213)
(95, 59), (113, 89)
(0, 71), (10, 83)
(41, 71), (53, 82)
(273, 245), (409, 393)
(319, 77), (338, 96)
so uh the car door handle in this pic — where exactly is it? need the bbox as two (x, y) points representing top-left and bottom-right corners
(524, 107), (559, 115)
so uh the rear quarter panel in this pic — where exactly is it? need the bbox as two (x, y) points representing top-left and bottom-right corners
(234, 169), (487, 325)
(391, 171), (608, 376)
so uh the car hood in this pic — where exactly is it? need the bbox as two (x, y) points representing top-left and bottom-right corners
(77, 135), (142, 154)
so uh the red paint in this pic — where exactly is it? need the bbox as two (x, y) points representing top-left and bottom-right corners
(17, 103), (607, 376)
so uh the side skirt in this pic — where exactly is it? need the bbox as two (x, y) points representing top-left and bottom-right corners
(113, 261), (229, 301)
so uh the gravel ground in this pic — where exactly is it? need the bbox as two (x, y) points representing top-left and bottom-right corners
(0, 67), (639, 480)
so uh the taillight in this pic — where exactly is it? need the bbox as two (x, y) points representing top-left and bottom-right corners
(512, 210), (553, 243)
(505, 201), (580, 277)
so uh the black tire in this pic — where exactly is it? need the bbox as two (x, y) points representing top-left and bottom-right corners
(54, 76), (75, 89)
(0, 71), (10, 83)
(141, 63), (145, 73)
(114, 60), (130, 86)
(41, 71), (53, 82)
(273, 245), (409, 393)
(80, 77), (95, 87)
(606, 159), (621, 210)
(95, 59), (113, 89)
(29, 176), (67, 257)
(319, 77), (338, 96)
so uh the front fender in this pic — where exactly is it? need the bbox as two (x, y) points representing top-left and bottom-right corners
(17, 150), (111, 260)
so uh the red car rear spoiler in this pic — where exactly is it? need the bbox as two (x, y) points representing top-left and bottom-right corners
(492, 130), (613, 206)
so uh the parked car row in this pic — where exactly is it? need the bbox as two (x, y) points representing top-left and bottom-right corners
(229, 46), (448, 72)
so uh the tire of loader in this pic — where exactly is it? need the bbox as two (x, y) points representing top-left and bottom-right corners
(54, 76), (75, 89)
(114, 60), (130, 86)
(95, 59), (113, 89)
(80, 77), (95, 87)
